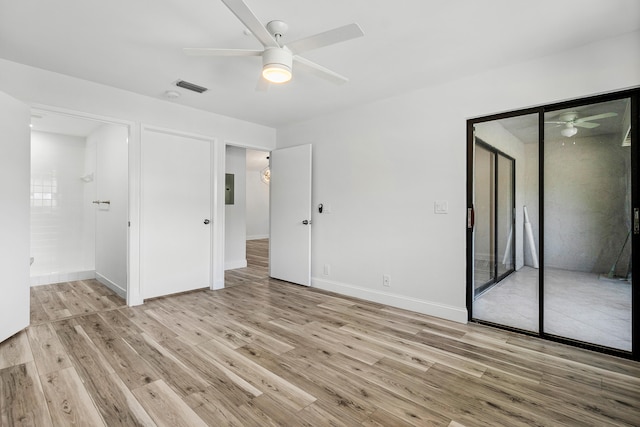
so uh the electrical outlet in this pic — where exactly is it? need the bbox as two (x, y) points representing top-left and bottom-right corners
(323, 264), (330, 276)
(434, 200), (449, 214)
(383, 274), (391, 287)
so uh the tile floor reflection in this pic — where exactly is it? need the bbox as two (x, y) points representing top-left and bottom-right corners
(473, 266), (632, 352)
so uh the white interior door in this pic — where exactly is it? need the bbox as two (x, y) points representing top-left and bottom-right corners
(0, 92), (30, 343)
(141, 128), (212, 299)
(269, 144), (312, 286)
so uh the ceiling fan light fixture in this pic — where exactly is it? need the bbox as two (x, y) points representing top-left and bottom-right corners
(561, 125), (578, 137)
(262, 63), (292, 83)
(262, 47), (293, 84)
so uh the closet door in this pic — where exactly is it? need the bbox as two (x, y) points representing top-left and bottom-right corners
(469, 114), (539, 333)
(140, 127), (212, 299)
(469, 90), (638, 359)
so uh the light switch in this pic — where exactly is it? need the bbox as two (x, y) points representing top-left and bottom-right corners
(434, 200), (448, 214)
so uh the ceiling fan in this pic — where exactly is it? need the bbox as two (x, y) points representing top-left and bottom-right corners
(184, 0), (364, 88)
(545, 111), (618, 137)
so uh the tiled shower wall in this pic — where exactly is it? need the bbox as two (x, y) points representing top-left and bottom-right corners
(30, 131), (95, 285)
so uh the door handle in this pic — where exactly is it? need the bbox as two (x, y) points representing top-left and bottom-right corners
(203, 219), (210, 225)
(302, 219), (312, 225)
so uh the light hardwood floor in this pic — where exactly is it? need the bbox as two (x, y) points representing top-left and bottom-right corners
(2, 239), (639, 426)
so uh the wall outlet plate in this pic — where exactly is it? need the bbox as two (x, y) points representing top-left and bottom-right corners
(434, 200), (448, 214)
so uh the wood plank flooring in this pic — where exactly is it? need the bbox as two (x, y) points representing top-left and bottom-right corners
(2, 239), (639, 426)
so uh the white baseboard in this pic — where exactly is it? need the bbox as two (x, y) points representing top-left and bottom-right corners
(246, 234), (269, 240)
(225, 259), (248, 270)
(311, 277), (468, 324)
(31, 270), (95, 287)
(96, 273), (126, 299)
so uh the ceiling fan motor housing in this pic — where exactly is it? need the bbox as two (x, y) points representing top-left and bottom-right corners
(262, 47), (292, 70)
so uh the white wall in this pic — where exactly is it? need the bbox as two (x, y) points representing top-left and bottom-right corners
(90, 124), (128, 296)
(276, 31), (640, 323)
(30, 131), (96, 284)
(0, 58), (276, 304)
(246, 169), (270, 240)
(225, 146), (247, 270)
(545, 132), (631, 274)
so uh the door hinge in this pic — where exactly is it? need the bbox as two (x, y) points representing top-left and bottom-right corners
(467, 206), (475, 230)
(634, 208), (639, 235)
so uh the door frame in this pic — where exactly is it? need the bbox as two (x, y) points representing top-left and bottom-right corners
(466, 88), (640, 361)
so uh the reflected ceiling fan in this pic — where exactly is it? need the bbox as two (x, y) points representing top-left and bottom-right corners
(545, 111), (618, 137)
(184, 0), (364, 88)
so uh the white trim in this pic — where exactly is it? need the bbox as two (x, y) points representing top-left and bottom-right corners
(225, 259), (248, 270)
(211, 140), (225, 290)
(128, 123), (143, 306)
(311, 277), (468, 324)
(30, 270), (96, 287)
(141, 124), (215, 142)
(96, 273), (127, 299)
(31, 105), (133, 128)
(246, 234), (269, 240)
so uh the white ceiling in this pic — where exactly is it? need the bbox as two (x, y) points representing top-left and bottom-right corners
(1, 0), (639, 129)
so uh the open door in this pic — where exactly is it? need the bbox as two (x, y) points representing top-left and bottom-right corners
(0, 92), (30, 343)
(269, 144), (312, 286)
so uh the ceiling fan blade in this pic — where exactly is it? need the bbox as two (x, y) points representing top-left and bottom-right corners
(573, 121), (600, 129)
(293, 56), (348, 85)
(544, 121), (567, 125)
(574, 112), (618, 123)
(183, 48), (262, 56)
(286, 23), (364, 54)
(220, 0), (279, 48)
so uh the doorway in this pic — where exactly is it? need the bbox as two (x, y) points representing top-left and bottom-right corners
(29, 111), (129, 299)
(467, 89), (639, 359)
(224, 147), (271, 286)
